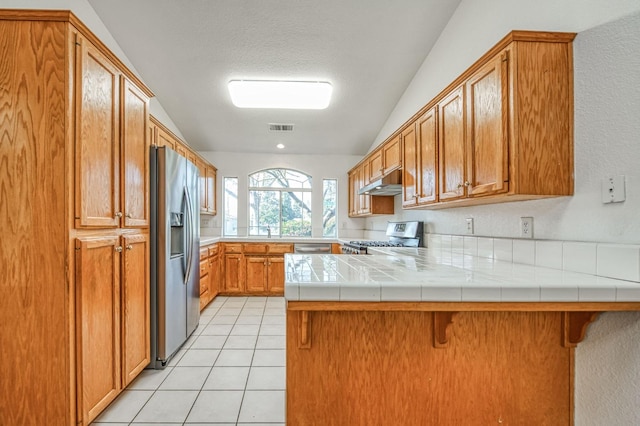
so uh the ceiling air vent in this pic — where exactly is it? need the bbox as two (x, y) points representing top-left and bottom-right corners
(269, 123), (294, 132)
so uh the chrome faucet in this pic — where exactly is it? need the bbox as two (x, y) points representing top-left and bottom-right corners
(267, 225), (271, 238)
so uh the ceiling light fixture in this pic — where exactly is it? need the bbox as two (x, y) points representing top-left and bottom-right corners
(276, 143), (285, 149)
(228, 80), (332, 109)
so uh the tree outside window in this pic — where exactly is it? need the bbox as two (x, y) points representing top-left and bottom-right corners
(323, 179), (337, 237)
(248, 169), (312, 237)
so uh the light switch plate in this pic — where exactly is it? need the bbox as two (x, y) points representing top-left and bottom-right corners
(466, 218), (474, 234)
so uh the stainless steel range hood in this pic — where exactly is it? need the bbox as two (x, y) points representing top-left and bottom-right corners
(358, 170), (402, 196)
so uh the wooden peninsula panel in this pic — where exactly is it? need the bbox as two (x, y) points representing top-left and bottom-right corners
(287, 307), (575, 425)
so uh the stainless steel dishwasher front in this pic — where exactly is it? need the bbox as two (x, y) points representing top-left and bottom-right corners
(293, 243), (332, 254)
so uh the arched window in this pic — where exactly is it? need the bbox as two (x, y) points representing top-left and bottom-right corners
(248, 168), (312, 237)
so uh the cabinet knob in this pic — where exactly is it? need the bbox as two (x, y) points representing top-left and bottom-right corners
(115, 212), (123, 218)
(464, 181), (470, 187)
(115, 246), (123, 252)
(126, 244), (133, 250)
(457, 183), (463, 189)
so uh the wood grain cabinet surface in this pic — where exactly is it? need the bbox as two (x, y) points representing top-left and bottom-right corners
(149, 116), (218, 216)
(381, 31), (575, 211)
(199, 243), (219, 311)
(219, 243), (292, 295)
(0, 10), (154, 426)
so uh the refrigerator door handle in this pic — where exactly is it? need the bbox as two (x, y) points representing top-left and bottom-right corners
(184, 185), (195, 285)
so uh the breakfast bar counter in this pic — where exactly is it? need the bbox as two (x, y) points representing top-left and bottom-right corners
(284, 249), (640, 425)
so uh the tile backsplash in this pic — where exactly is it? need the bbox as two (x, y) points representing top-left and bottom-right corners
(427, 234), (640, 283)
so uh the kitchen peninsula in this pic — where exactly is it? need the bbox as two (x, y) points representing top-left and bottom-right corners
(284, 247), (640, 425)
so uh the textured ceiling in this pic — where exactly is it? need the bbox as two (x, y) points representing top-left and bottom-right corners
(87, 0), (460, 155)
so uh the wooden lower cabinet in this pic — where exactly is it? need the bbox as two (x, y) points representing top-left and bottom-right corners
(266, 256), (285, 293)
(199, 243), (220, 310)
(75, 236), (122, 424)
(75, 233), (150, 424)
(287, 306), (576, 425)
(224, 253), (245, 293)
(121, 233), (150, 387)
(221, 243), (292, 295)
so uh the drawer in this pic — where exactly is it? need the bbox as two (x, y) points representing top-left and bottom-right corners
(208, 244), (219, 256)
(243, 243), (269, 254)
(267, 243), (294, 254)
(224, 243), (243, 253)
(199, 259), (209, 276)
(199, 247), (209, 260)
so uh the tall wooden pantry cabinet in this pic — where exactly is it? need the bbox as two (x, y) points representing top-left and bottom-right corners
(0, 10), (154, 425)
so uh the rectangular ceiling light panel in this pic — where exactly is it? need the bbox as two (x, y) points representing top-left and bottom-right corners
(228, 80), (332, 109)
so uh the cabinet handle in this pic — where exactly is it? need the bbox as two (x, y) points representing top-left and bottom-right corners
(115, 212), (123, 218)
(464, 181), (470, 187)
(126, 244), (133, 250)
(115, 246), (123, 252)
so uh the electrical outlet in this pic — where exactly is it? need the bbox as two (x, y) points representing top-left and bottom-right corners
(520, 217), (533, 239)
(466, 218), (474, 234)
(601, 175), (626, 204)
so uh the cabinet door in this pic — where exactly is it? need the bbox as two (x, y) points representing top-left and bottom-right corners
(369, 150), (383, 181)
(401, 122), (418, 208)
(206, 166), (217, 214)
(148, 121), (157, 147)
(267, 256), (285, 293)
(466, 50), (509, 197)
(358, 165), (371, 214)
(224, 253), (244, 293)
(197, 159), (207, 213)
(383, 135), (401, 174)
(438, 86), (466, 201)
(75, 236), (121, 424)
(75, 37), (121, 227)
(210, 253), (220, 299)
(245, 256), (268, 292)
(175, 141), (188, 158)
(417, 107), (438, 204)
(157, 127), (175, 150)
(199, 271), (211, 311)
(348, 171), (358, 217)
(121, 233), (150, 387)
(121, 78), (150, 228)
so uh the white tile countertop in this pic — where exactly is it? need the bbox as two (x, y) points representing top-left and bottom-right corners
(284, 247), (640, 303)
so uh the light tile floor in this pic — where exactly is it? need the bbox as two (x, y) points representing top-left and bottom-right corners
(92, 296), (286, 426)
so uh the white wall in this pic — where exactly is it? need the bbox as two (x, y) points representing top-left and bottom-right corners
(1, 0), (186, 138)
(199, 151), (365, 238)
(365, 2), (640, 424)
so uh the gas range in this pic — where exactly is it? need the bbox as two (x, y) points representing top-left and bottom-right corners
(341, 221), (424, 254)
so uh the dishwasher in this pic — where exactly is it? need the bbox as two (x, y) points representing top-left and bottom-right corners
(293, 243), (332, 254)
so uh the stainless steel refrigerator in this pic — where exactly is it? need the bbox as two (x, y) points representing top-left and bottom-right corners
(149, 146), (200, 368)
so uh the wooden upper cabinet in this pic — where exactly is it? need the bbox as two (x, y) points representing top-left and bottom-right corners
(75, 235), (121, 424)
(175, 141), (188, 158)
(75, 36), (121, 228)
(121, 233), (150, 387)
(206, 165), (217, 215)
(401, 122), (418, 208)
(156, 126), (175, 150)
(121, 78), (150, 227)
(438, 85), (466, 202)
(418, 107), (438, 204)
(197, 159), (207, 213)
(465, 50), (509, 198)
(382, 135), (401, 174)
(368, 150), (383, 181)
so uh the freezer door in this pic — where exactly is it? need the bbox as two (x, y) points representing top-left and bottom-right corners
(184, 158), (201, 336)
(157, 147), (188, 362)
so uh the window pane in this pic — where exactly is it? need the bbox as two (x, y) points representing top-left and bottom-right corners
(249, 190), (280, 236)
(282, 191), (312, 237)
(249, 168), (311, 189)
(323, 179), (337, 237)
(223, 177), (238, 236)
